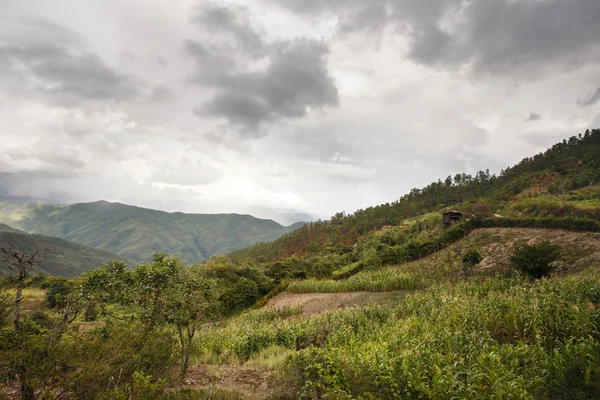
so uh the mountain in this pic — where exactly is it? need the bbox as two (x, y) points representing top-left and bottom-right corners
(0, 226), (128, 277)
(0, 201), (305, 264)
(0, 223), (26, 234)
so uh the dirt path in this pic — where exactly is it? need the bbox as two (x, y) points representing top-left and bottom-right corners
(177, 364), (284, 399)
(266, 290), (409, 314)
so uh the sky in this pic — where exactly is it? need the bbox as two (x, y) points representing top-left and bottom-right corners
(1, 0), (600, 224)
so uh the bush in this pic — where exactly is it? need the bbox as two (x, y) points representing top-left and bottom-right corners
(45, 279), (71, 308)
(29, 311), (52, 329)
(462, 249), (483, 269)
(511, 240), (561, 278)
(84, 303), (98, 322)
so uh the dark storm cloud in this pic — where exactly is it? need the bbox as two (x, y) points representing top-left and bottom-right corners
(0, 19), (140, 105)
(579, 88), (600, 107)
(526, 112), (541, 122)
(266, 0), (600, 75)
(186, 4), (339, 131)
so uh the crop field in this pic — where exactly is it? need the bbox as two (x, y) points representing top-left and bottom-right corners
(193, 270), (600, 398)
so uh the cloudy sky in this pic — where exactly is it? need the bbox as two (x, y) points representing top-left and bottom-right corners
(1, 0), (600, 224)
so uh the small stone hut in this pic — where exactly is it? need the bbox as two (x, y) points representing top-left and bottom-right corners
(442, 210), (463, 227)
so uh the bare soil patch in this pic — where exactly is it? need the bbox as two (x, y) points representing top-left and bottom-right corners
(405, 228), (600, 276)
(266, 290), (409, 314)
(178, 364), (289, 399)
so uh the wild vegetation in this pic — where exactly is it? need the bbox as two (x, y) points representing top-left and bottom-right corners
(193, 272), (600, 399)
(1, 129), (600, 399)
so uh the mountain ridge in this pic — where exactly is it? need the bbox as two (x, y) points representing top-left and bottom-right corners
(0, 199), (306, 264)
(0, 224), (129, 277)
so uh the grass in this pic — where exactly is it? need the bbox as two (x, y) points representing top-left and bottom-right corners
(6, 288), (47, 315)
(287, 269), (431, 293)
(193, 270), (600, 399)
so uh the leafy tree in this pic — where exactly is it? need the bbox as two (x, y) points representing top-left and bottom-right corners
(165, 268), (218, 376)
(511, 240), (561, 278)
(82, 254), (222, 376)
(44, 278), (70, 308)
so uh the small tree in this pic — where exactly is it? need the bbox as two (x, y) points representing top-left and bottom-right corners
(0, 233), (41, 334)
(511, 240), (561, 279)
(166, 268), (219, 376)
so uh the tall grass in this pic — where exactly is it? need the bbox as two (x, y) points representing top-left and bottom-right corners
(287, 269), (431, 293)
(196, 270), (600, 398)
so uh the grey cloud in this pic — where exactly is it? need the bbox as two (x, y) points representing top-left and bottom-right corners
(592, 113), (600, 128)
(579, 88), (600, 107)
(186, 5), (339, 131)
(151, 85), (171, 102)
(192, 3), (266, 58)
(184, 40), (235, 83)
(266, 0), (600, 76)
(0, 19), (140, 105)
(526, 112), (541, 122)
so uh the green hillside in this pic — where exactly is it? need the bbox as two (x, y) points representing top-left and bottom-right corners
(0, 228), (128, 277)
(230, 128), (600, 267)
(0, 201), (305, 264)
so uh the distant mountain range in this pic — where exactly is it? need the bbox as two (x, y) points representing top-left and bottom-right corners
(0, 224), (128, 277)
(0, 200), (305, 265)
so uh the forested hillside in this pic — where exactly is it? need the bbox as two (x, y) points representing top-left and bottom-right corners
(0, 227), (128, 277)
(0, 200), (305, 264)
(230, 128), (600, 266)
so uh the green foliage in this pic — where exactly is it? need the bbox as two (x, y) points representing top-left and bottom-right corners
(52, 322), (176, 398)
(232, 129), (600, 270)
(462, 249), (483, 268)
(200, 256), (273, 315)
(44, 278), (70, 308)
(196, 271), (600, 399)
(511, 240), (562, 278)
(287, 269), (429, 293)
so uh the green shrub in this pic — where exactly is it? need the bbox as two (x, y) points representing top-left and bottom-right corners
(45, 278), (70, 308)
(29, 312), (52, 329)
(84, 303), (98, 322)
(462, 249), (483, 268)
(511, 240), (561, 278)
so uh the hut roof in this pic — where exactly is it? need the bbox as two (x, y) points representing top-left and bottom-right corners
(442, 210), (462, 216)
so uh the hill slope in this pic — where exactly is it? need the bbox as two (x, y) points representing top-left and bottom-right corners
(0, 228), (128, 277)
(0, 201), (304, 264)
(230, 128), (600, 266)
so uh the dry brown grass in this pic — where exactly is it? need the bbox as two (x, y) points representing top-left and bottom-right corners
(402, 227), (600, 277)
(266, 290), (409, 314)
(6, 288), (47, 315)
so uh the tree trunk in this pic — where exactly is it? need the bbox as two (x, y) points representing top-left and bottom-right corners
(13, 270), (25, 334)
(178, 323), (196, 377)
(18, 364), (35, 400)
